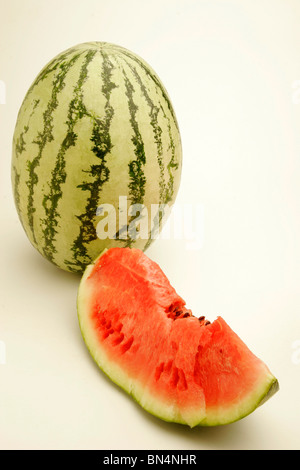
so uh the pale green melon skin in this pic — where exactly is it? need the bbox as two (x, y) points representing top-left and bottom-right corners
(77, 250), (279, 428)
(11, 42), (182, 273)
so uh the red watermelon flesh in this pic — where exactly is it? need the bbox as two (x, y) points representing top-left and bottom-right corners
(77, 247), (278, 427)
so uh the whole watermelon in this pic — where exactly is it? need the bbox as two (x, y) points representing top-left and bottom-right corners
(11, 42), (182, 273)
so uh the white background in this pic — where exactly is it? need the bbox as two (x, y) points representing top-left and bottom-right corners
(1, 0), (300, 450)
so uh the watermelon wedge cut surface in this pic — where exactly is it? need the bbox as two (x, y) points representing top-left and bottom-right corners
(77, 247), (279, 427)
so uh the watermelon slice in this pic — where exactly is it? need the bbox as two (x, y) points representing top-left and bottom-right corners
(77, 247), (279, 427)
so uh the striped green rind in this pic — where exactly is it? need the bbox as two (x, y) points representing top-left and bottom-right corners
(12, 42), (182, 272)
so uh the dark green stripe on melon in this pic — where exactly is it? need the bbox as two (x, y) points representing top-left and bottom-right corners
(121, 66), (147, 247)
(40, 49), (96, 266)
(122, 58), (166, 203)
(123, 68), (147, 206)
(26, 53), (82, 246)
(65, 50), (117, 272)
